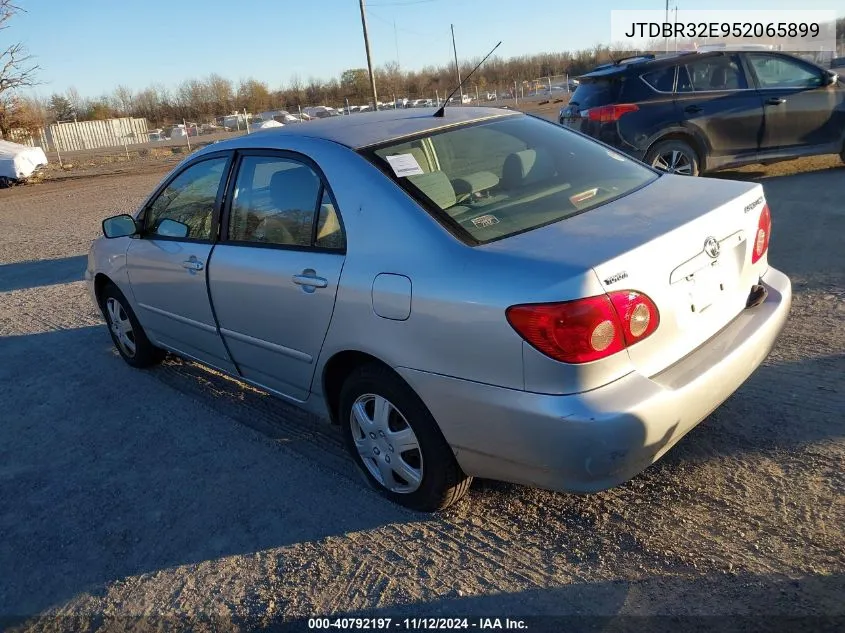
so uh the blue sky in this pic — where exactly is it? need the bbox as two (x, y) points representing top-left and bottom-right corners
(12, 0), (845, 98)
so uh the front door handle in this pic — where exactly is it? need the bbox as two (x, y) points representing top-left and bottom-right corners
(766, 97), (787, 105)
(181, 259), (204, 271)
(292, 274), (328, 288)
(684, 104), (703, 114)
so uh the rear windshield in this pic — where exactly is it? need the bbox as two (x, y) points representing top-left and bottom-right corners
(363, 114), (657, 245)
(568, 78), (622, 108)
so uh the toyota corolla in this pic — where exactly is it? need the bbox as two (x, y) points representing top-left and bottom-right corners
(87, 107), (792, 511)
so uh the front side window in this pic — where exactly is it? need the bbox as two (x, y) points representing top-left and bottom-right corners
(365, 114), (658, 245)
(228, 155), (323, 247)
(145, 157), (227, 240)
(684, 55), (748, 91)
(748, 54), (824, 89)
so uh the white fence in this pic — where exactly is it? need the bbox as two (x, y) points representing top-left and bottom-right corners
(46, 117), (149, 152)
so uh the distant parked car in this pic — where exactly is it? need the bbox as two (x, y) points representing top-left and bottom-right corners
(90, 107), (790, 511)
(831, 57), (845, 72)
(560, 49), (845, 175)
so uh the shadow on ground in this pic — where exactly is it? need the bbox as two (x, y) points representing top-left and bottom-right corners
(0, 255), (87, 292)
(0, 326), (419, 616)
(273, 572), (845, 632)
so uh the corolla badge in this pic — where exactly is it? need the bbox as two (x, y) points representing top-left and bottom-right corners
(703, 236), (720, 259)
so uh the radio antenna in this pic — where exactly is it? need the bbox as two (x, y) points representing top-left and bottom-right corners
(434, 41), (502, 118)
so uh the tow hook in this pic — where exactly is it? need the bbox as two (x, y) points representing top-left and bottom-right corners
(746, 283), (768, 308)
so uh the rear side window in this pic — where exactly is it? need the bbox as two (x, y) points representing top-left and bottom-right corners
(568, 78), (622, 108)
(682, 55), (748, 91)
(641, 66), (676, 92)
(229, 155), (321, 247)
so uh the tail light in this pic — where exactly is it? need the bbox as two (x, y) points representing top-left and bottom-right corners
(506, 291), (660, 364)
(751, 204), (771, 264)
(584, 103), (639, 123)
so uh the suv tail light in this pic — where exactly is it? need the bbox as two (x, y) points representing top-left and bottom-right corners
(506, 291), (660, 364)
(583, 103), (639, 123)
(751, 204), (771, 264)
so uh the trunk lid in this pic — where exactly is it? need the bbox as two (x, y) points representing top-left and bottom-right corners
(482, 174), (770, 377)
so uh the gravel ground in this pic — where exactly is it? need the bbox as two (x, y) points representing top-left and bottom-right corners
(0, 158), (843, 632)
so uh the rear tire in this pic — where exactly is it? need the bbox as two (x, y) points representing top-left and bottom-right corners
(100, 283), (165, 368)
(645, 139), (700, 176)
(339, 363), (472, 512)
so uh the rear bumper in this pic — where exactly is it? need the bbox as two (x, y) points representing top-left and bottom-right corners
(398, 266), (792, 493)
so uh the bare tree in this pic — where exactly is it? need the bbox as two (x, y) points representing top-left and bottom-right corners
(0, 1), (40, 137)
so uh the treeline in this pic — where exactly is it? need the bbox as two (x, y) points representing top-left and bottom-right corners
(10, 16), (845, 131)
(21, 45), (638, 129)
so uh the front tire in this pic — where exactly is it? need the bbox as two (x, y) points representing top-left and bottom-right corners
(100, 283), (165, 368)
(339, 363), (472, 511)
(645, 139), (700, 176)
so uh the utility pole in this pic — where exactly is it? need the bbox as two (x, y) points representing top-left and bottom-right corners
(451, 24), (463, 104)
(359, 0), (378, 108)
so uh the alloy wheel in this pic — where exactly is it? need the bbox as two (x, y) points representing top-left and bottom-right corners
(652, 149), (693, 175)
(349, 393), (424, 494)
(105, 297), (136, 358)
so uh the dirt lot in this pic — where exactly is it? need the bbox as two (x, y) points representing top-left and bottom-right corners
(0, 153), (843, 632)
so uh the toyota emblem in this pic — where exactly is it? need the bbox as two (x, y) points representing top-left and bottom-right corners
(703, 236), (720, 259)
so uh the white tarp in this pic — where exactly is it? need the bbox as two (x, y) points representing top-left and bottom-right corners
(249, 120), (284, 132)
(0, 140), (48, 180)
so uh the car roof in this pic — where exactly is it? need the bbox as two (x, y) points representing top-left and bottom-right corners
(207, 106), (519, 151)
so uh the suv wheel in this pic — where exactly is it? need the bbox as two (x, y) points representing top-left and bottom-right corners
(339, 363), (472, 512)
(645, 140), (700, 176)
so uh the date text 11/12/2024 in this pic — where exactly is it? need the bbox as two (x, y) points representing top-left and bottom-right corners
(308, 617), (528, 630)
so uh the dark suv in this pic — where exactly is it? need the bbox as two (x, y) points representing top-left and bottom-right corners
(559, 50), (845, 176)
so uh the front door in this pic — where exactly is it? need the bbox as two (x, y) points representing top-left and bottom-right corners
(674, 53), (765, 163)
(207, 152), (346, 401)
(126, 153), (236, 372)
(745, 52), (844, 152)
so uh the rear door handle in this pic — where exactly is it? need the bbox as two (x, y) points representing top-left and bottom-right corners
(684, 105), (703, 114)
(292, 274), (328, 288)
(181, 260), (204, 271)
(766, 97), (786, 105)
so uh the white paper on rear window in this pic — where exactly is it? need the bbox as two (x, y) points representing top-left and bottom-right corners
(385, 153), (425, 177)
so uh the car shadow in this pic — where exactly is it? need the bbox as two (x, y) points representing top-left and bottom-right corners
(0, 325), (421, 616)
(0, 255), (88, 292)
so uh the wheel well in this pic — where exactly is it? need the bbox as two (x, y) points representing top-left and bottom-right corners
(93, 273), (113, 309)
(322, 350), (392, 425)
(647, 132), (706, 170)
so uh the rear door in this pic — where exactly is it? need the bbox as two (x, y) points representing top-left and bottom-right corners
(207, 151), (346, 401)
(126, 152), (237, 372)
(673, 54), (764, 162)
(745, 52), (844, 152)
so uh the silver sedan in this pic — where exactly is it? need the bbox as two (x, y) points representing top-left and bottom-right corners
(87, 107), (792, 511)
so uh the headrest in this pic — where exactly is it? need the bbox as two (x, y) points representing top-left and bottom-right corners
(407, 171), (456, 209)
(269, 166), (319, 210)
(709, 66), (728, 88)
(502, 148), (557, 190)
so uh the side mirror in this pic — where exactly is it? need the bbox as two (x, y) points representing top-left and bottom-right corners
(156, 218), (190, 238)
(822, 71), (838, 86)
(102, 214), (138, 238)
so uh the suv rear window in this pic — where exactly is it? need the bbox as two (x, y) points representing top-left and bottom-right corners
(363, 114), (658, 245)
(568, 78), (622, 109)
